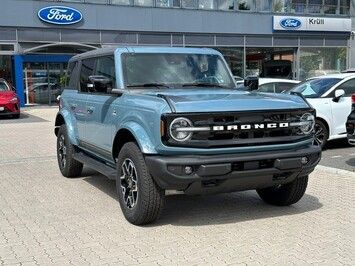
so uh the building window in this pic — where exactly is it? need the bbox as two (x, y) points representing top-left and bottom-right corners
(273, 0), (291, 12)
(256, 0), (271, 11)
(134, 0), (154, 6)
(308, 0), (322, 13)
(182, 0), (198, 8)
(217, 48), (244, 78)
(111, 0), (131, 5)
(0, 55), (12, 85)
(324, 0), (337, 14)
(218, 0), (235, 10)
(156, 0), (171, 7)
(339, 0), (350, 14)
(299, 48), (346, 80)
(237, 0), (254, 10)
(199, 0), (217, 9)
(291, 0), (307, 13)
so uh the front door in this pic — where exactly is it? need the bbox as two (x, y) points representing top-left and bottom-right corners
(329, 78), (355, 135)
(83, 56), (117, 160)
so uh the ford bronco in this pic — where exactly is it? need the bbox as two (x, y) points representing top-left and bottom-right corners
(55, 47), (321, 225)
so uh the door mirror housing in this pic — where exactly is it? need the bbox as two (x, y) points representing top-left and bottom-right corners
(88, 75), (113, 93)
(333, 89), (345, 102)
(11, 86), (16, 92)
(244, 76), (259, 91)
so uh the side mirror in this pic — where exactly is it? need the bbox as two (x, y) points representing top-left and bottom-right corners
(12, 86), (16, 92)
(333, 89), (345, 102)
(244, 76), (259, 91)
(88, 75), (113, 93)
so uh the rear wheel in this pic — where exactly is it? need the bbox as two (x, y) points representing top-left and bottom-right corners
(257, 175), (308, 206)
(116, 142), (165, 225)
(57, 124), (83, 178)
(314, 119), (329, 148)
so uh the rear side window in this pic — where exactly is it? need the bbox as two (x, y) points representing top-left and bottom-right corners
(67, 61), (80, 88)
(80, 58), (95, 92)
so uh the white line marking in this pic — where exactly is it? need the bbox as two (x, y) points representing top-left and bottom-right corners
(331, 155), (343, 158)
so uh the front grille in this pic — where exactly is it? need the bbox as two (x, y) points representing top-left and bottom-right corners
(163, 109), (315, 148)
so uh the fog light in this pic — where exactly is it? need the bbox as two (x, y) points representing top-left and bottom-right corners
(301, 157), (309, 165)
(184, 166), (193, 175)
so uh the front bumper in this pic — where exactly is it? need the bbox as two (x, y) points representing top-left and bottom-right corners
(145, 145), (321, 195)
(346, 117), (355, 145)
(0, 103), (20, 116)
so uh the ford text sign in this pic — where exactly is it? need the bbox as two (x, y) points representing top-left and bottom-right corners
(279, 18), (301, 30)
(38, 6), (82, 25)
(273, 16), (351, 32)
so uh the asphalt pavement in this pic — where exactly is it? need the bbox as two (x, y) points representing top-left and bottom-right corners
(320, 138), (355, 172)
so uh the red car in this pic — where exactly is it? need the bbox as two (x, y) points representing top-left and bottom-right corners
(0, 79), (20, 118)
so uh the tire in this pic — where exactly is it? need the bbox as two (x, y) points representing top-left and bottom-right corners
(56, 124), (83, 178)
(314, 119), (329, 148)
(116, 142), (165, 225)
(257, 175), (308, 206)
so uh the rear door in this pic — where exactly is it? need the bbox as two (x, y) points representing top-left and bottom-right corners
(65, 61), (88, 142)
(328, 78), (355, 135)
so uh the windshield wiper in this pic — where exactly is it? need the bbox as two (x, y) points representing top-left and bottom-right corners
(126, 83), (170, 88)
(181, 82), (227, 88)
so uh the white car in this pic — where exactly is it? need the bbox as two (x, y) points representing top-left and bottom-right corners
(257, 78), (300, 93)
(291, 73), (355, 147)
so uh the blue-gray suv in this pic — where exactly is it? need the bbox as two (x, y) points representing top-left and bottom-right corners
(55, 47), (321, 225)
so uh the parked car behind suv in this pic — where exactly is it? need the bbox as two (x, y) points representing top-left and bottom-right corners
(55, 47), (321, 225)
(346, 94), (355, 145)
(290, 74), (355, 148)
(0, 79), (20, 119)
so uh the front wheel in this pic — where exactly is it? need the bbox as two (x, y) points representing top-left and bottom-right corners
(116, 142), (165, 225)
(57, 124), (83, 178)
(257, 175), (308, 206)
(314, 120), (329, 148)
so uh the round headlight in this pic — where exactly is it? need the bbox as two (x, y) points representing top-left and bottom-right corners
(299, 113), (315, 134)
(169, 117), (193, 142)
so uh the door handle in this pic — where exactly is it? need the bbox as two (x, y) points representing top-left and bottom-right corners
(87, 107), (94, 114)
(70, 104), (77, 111)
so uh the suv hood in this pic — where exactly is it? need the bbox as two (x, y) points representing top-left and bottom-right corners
(140, 89), (310, 113)
(0, 91), (16, 100)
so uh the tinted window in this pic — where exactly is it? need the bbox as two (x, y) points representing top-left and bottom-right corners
(80, 58), (95, 92)
(335, 78), (355, 97)
(67, 61), (80, 88)
(95, 56), (116, 88)
(292, 78), (341, 98)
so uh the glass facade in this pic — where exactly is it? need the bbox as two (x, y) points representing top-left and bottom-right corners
(299, 47), (347, 80)
(33, 0), (351, 15)
(0, 56), (12, 85)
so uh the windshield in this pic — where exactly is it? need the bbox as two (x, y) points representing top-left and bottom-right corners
(291, 78), (341, 98)
(122, 53), (235, 88)
(0, 81), (9, 92)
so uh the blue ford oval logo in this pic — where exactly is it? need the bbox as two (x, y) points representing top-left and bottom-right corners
(280, 18), (302, 29)
(38, 6), (82, 25)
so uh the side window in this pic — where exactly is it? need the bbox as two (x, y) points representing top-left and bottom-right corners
(80, 58), (96, 92)
(275, 82), (296, 93)
(67, 61), (80, 88)
(258, 83), (275, 93)
(95, 56), (116, 89)
(335, 79), (355, 97)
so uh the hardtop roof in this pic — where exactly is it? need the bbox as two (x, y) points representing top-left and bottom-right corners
(69, 46), (221, 62)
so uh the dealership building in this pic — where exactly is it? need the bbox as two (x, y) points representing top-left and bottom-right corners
(0, 0), (354, 106)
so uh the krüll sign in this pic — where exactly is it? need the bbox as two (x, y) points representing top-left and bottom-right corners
(273, 16), (351, 32)
(38, 6), (83, 25)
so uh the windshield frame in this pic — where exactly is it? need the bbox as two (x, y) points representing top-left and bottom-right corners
(120, 52), (236, 89)
(291, 77), (342, 98)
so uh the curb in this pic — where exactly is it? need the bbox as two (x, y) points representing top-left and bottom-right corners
(316, 165), (355, 177)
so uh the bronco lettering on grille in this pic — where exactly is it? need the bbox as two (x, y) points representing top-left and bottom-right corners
(213, 122), (289, 131)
